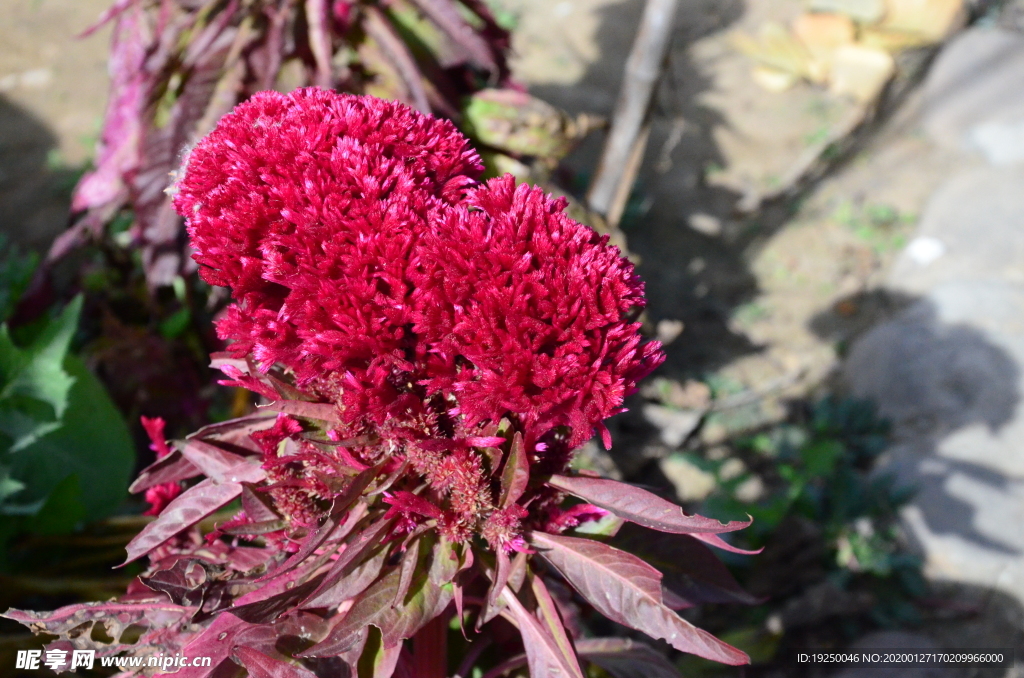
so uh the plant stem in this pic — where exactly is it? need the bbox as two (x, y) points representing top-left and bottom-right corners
(413, 613), (448, 678)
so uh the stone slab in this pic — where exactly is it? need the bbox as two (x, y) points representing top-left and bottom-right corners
(922, 26), (1024, 153)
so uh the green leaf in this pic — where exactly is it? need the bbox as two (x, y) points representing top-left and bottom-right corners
(24, 473), (87, 535)
(0, 297), (83, 453)
(159, 307), (191, 339)
(3, 354), (133, 523)
(0, 235), (39, 324)
(0, 466), (25, 503)
(800, 439), (844, 478)
(0, 296), (81, 421)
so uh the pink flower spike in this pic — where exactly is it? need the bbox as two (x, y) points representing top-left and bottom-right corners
(139, 415), (172, 458)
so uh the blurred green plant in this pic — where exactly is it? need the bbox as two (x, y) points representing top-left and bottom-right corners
(706, 398), (922, 612)
(0, 246), (134, 568)
(832, 201), (915, 255)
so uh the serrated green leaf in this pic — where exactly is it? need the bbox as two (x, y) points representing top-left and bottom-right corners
(0, 465), (25, 503)
(0, 296), (80, 410)
(4, 354), (133, 522)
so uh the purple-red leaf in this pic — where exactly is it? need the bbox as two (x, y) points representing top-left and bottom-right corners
(499, 431), (529, 508)
(547, 475), (749, 535)
(187, 412), (277, 453)
(260, 400), (340, 422)
(230, 576), (325, 624)
(479, 548), (511, 628)
(140, 559), (209, 606)
(123, 478), (244, 564)
(179, 439), (262, 483)
(394, 538), (421, 607)
(528, 531), (749, 665)
(303, 544), (389, 609)
(303, 517), (395, 605)
(173, 612), (252, 678)
(612, 525), (759, 606)
(690, 531), (762, 555)
(575, 638), (681, 678)
(71, 1), (145, 214)
(129, 449), (201, 493)
(241, 484), (281, 522)
(408, 0), (500, 73)
(501, 585), (585, 678)
(531, 574), (579, 671)
(304, 569), (401, 656)
(304, 0), (333, 88)
(233, 646), (317, 678)
(2, 600), (192, 650)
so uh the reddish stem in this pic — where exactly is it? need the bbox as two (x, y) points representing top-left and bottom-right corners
(413, 612), (448, 678)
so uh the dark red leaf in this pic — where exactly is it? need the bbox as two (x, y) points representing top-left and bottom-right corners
(241, 484), (281, 522)
(179, 439), (262, 483)
(408, 0), (499, 72)
(547, 475), (750, 535)
(612, 525), (759, 606)
(302, 544), (389, 609)
(394, 538), (421, 606)
(173, 612), (252, 678)
(575, 638), (681, 678)
(376, 539), (456, 648)
(71, 1), (145, 214)
(129, 449), (201, 493)
(233, 646), (317, 678)
(303, 569), (401, 656)
(260, 400), (340, 422)
(230, 576), (325, 624)
(528, 531), (748, 665)
(499, 432), (529, 508)
(141, 559), (209, 606)
(690, 532), (762, 555)
(479, 548), (511, 628)
(123, 479), (245, 564)
(304, 0), (333, 87)
(531, 574), (579, 668)
(303, 517), (395, 605)
(2, 600), (191, 651)
(187, 412), (277, 454)
(501, 585), (585, 678)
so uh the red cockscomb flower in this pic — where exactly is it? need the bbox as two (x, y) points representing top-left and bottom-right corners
(8, 90), (753, 678)
(175, 87), (662, 456)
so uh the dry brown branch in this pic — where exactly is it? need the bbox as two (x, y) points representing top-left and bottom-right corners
(586, 0), (679, 229)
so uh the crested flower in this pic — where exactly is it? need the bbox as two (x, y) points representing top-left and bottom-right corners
(139, 416), (181, 516)
(172, 87), (665, 549)
(7, 90), (754, 678)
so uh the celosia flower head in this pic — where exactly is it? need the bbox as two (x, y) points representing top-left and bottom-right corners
(175, 87), (663, 462)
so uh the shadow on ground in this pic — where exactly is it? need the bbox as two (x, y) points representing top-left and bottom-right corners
(814, 289), (1022, 556)
(0, 95), (84, 252)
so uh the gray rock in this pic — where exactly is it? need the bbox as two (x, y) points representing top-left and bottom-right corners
(923, 27), (1024, 151)
(641, 404), (704, 448)
(846, 158), (1024, 606)
(969, 118), (1024, 166)
(888, 166), (1024, 295)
